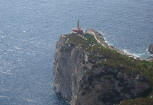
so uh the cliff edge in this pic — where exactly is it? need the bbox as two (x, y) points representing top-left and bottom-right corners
(54, 29), (153, 105)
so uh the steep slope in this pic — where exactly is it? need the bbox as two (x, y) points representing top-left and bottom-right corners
(54, 29), (153, 105)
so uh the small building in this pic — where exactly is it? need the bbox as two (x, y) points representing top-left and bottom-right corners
(72, 20), (83, 34)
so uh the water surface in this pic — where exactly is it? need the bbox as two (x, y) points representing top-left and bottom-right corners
(0, 0), (153, 105)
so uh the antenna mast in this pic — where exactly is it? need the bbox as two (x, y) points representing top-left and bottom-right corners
(77, 20), (80, 29)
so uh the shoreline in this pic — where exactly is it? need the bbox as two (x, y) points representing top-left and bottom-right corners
(85, 29), (153, 61)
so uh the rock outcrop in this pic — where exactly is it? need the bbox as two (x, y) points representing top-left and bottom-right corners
(148, 44), (153, 54)
(53, 29), (153, 105)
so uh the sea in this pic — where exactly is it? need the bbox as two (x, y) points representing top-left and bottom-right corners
(0, 0), (153, 105)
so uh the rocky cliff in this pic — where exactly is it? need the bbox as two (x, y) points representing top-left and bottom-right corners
(148, 44), (153, 54)
(54, 29), (153, 105)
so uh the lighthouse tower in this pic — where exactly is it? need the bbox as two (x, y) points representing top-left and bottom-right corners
(72, 20), (83, 34)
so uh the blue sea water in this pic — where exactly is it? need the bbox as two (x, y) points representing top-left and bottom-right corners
(0, 0), (153, 105)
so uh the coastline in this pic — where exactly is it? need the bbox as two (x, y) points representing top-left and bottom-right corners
(85, 29), (153, 61)
(85, 29), (143, 60)
(53, 29), (153, 105)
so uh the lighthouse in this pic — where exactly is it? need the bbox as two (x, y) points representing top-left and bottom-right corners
(72, 20), (83, 34)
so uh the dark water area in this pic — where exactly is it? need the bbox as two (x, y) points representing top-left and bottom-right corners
(0, 0), (153, 105)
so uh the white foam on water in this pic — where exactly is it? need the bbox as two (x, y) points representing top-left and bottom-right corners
(98, 31), (142, 59)
(7, 49), (14, 52)
(122, 49), (140, 58)
(144, 49), (153, 58)
(0, 95), (9, 99)
(146, 48), (153, 55)
(22, 97), (37, 103)
(0, 61), (14, 76)
(0, 71), (12, 75)
(14, 46), (22, 50)
(23, 30), (26, 33)
(0, 31), (6, 39)
(97, 30), (113, 46)
(104, 39), (113, 46)
(97, 30), (150, 59)
(0, 35), (6, 39)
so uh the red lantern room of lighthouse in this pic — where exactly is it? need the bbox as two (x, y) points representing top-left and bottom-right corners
(72, 20), (83, 34)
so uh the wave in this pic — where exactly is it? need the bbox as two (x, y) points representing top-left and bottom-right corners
(122, 49), (140, 58)
(104, 39), (113, 46)
(22, 30), (26, 33)
(0, 71), (12, 75)
(0, 95), (9, 99)
(14, 46), (22, 50)
(22, 97), (37, 103)
(97, 30), (152, 59)
(0, 30), (6, 39)
(122, 49), (153, 59)
(146, 48), (153, 55)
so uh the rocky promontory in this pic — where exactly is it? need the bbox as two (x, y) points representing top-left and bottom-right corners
(53, 29), (153, 105)
(148, 44), (153, 54)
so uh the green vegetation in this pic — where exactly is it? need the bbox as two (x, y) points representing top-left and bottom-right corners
(119, 98), (153, 105)
(84, 33), (99, 45)
(68, 33), (153, 105)
(68, 33), (99, 47)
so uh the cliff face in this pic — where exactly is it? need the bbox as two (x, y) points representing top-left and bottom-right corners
(54, 30), (153, 105)
(54, 34), (86, 101)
